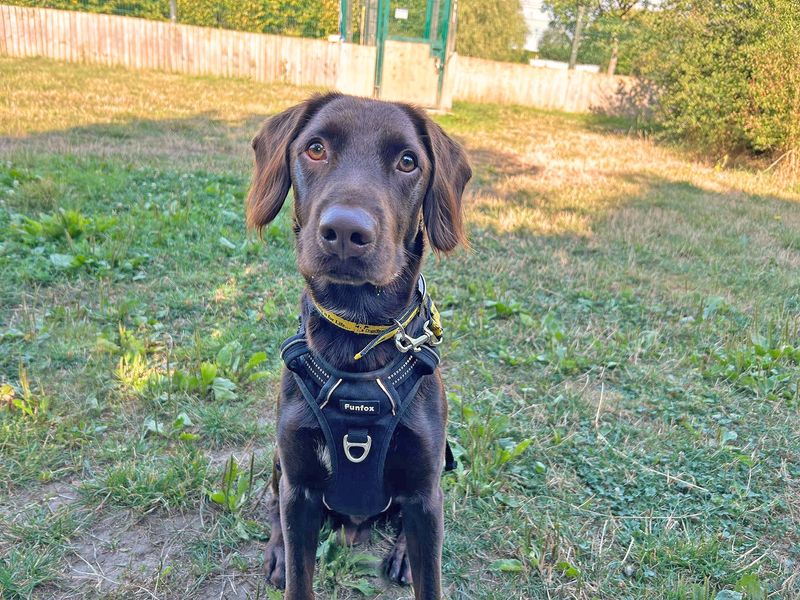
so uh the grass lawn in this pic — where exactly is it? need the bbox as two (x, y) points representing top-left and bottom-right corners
(1, 56), (798, 600)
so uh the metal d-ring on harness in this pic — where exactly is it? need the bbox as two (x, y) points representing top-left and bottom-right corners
(279, 275), (453, 517)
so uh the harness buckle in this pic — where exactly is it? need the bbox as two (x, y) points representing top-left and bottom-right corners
(343, 433), (372, 463)
(394, 319), (442, 353)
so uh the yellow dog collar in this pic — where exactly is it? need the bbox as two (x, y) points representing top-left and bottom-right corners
(308, 276), (442, 360)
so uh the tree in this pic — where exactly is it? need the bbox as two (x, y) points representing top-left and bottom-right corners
(595, 0), (639, 75)
(568, 3), (587, 69)
(542, 0), (646, 74)
(456, 0), (529, 63)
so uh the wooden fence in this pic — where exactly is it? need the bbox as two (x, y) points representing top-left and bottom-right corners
(0, 4), (635, 114)
(451, 54), (633, 114)
(0, 4), (376, 94)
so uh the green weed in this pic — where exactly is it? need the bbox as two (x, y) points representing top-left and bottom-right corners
(448, 393), (533, 497)
(1, 364), (49, 418)
(316, 529), (381, 597)
(207, 454), (259, 515)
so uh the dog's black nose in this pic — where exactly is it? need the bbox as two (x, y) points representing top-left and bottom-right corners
(318, 206), (376, 259)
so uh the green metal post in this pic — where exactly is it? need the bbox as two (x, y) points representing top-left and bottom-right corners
(424, 0), (434, 39)
(435, 0), (452, 107)
(339, 0), (350, 40)
(373, 0), (390, 97)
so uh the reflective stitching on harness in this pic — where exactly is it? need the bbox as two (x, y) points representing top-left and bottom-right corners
(375, 378), (396, 415)
(388, 355), (413, 383)
(320, 378), (342, 409)
(306, 355), (329, 385)
(302, 359), (322, 385)
(388, 356), (416, 385)
(308, 355), (328, 378)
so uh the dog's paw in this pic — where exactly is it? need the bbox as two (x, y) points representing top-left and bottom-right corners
(383, 535), (412, 586)
(264, 539), (286, 589)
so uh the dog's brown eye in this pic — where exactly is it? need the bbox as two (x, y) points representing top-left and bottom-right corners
(397, 153), (417, 173)
(306, 142), (327, 161)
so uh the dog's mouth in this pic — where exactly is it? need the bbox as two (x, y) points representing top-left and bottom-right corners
(310, 262), (395, 287)
(301, 253), (401, 288)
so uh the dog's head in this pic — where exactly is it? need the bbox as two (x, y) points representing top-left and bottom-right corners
(246, 93), (471, 287)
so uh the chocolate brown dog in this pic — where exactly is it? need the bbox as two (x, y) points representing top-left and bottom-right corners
(246, 93), (471, 600)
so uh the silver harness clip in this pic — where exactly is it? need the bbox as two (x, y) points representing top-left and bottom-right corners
(393, 319), (442, 353)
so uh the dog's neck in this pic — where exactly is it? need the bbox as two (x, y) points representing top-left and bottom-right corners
(301, 231), (425, 373)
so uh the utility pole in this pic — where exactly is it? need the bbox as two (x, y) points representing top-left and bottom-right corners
(169, 0), (177, 23)
(568, 3), (586, 70)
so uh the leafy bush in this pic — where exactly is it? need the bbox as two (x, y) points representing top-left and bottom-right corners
(177, 0), (338, 37)
(10, 0), (339, 38)
(11, 0), (170, 19)
(632, 0), (800, 158)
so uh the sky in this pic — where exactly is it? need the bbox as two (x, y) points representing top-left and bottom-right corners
(519, 0), (552, 51)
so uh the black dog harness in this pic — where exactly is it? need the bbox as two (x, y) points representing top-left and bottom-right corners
(280, 276), (455, 517)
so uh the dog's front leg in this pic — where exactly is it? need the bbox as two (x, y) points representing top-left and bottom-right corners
(279, 475), (323, 600)
(402, 486), (444, 600)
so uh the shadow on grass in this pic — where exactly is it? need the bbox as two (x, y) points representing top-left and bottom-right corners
(0, 112), (270, 173)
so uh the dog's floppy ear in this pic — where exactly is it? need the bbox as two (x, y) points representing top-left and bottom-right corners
(246, 93), (339, 230)
(410, 110), (472, 252)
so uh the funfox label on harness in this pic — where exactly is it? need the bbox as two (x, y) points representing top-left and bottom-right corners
(339, 400), (381, 415)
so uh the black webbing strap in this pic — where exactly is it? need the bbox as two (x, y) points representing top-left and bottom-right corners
(279, 331), (448, 516)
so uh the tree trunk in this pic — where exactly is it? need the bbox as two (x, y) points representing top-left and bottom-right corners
(568, 4), (586, 70)
(169, 0), (177, 22)
(607, 34), (619, 76)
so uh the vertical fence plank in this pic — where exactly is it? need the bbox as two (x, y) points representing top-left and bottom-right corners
(145, 19), (151, 69)
(59, 8), (66, 61)
(50, 11), (61, 60)
(28, 6), (37, 57)
(65, 9), (71, 62)
(0, 7), (7, 56)
(24, 6), (32, 57)
(125, 14), (132, 69)
(91, 10), (98, 64)
(142, 18), (150, 70)
(104, 12), (111, 65)
(20, 5), (29, 57)
(31, 6), (38, 57)
(17, 8), (28, 56)
(48, 8), (54, 60)
(8, 5), (15, 56)
(115, 13), (123, 66)
(11, 5), (19, 56)
(97, 11), (103, 64)
(101, 13), (108, 65)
